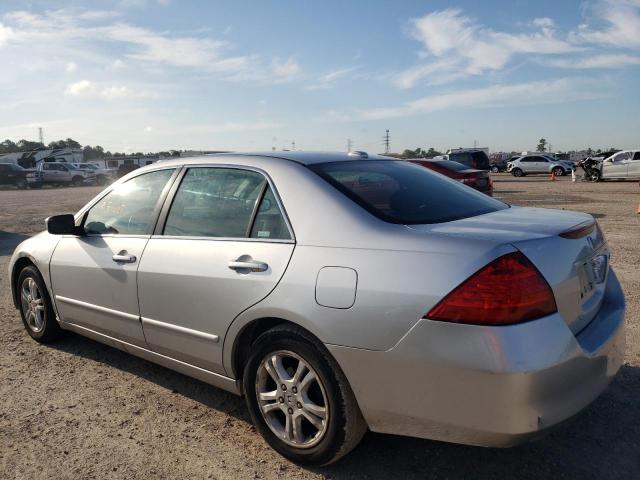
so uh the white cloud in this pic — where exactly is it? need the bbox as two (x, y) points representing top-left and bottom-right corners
(305, 66), (359, 90)
(359, 78), (609, 120)
(546, 53), (640, 68)
(64, 80), (139, 99)
(65, 61), (77, 73)
(65, 79), (94, 96)
(271, 57), (300, 78)
(144, 126), (153, 132)
(0, 22), (15, 46)
(570, 0), (640, 49)
(396, 8), (578, 88)
(2, 10), (297, 82)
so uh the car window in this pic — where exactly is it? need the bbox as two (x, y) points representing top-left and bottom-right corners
(83, 169), (174, 235)
(520, 157), (534, 163)
(250, 185), (291, 240)
(634, 152), (640, 160)
(613, 152), (632, 162)
(164, 167), (266, 238)
(311, 160), (507, 225)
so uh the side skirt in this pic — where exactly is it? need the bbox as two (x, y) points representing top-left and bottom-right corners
(61, 322), (241, 396)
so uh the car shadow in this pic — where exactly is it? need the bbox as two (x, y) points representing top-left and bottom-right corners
(0, 230), (30, 256)
(48, 330), (639, 479)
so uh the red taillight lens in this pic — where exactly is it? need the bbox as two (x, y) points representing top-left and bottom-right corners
(425, 252), (557, 326)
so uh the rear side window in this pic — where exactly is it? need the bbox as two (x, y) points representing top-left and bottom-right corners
(311, 161), (507, 225)
(163, 167), (291, 240)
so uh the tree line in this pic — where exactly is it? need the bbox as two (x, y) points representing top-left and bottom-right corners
(0, 138), (181, 159)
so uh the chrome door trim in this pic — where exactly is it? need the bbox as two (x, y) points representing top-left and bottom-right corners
(61, 322), (240, 394)
(149, 235), (294, 244)
(56, 295), (140, 323)
(141, 317), (219, 343)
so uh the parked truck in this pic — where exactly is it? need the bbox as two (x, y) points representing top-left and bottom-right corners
(28, 162), (96, 187)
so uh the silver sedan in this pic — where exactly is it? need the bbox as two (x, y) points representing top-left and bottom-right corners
(8, 151), (625, 465)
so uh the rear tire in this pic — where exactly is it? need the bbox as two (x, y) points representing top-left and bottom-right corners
(17, 266), (62, 343)
(96, 175), (107, 186)
(243, 325), (366, 466)
(71, 176), (84, 186)
(15, 179), (27, 189)
(512, 168), (524, 177)
(490, 166), (499, 173)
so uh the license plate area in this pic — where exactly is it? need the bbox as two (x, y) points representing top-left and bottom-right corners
(577, 254), (608, 299)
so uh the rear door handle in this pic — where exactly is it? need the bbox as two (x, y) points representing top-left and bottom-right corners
(228, 259), (268, 273)
(112, 251), (137, 263)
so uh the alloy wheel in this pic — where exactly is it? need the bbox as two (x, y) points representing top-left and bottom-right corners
(255, 350), (329, 448)
(20, 277), (45, 333)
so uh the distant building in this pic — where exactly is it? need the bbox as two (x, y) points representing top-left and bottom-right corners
(180, 150), (230, 157)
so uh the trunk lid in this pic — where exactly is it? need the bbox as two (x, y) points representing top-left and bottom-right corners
(408, 206), (609, 333)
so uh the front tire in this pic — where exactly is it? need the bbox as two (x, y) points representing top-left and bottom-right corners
(15, 179), (28, 189)
(491, 166), (499, 173)
(17, 266), (62, 343)
(243, 325), (366, 466)
(587, 169), (601, 182)
(71, 176), (84, 186)
(552, 166), (564, 177)
(512, 168), (524, 177)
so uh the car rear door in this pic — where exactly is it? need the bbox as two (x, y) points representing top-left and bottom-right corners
(137, 166), (295, 375)
(49, 168), (177, 346)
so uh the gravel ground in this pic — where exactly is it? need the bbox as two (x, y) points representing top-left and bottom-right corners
(1, 176), (639, 480)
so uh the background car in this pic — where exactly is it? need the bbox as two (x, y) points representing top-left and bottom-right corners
(596, 150), (640, 181)
(72, 163), (117, 185)
(0, 163), (29, 189)
(29, 161), (96, 187)
(436, 149), (490, 170)
(507, 154), (575, 177)
(407, 159), (493, 196)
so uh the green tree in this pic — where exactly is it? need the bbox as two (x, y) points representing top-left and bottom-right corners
(0, 139), (18, 154)
(536, 138), (548, 152)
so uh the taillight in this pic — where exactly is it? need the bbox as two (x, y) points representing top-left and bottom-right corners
(425, 251), (557, 326)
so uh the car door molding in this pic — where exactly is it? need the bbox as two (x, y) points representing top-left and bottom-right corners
(141, 317), (220, 343)
(55, 295), (140, 323)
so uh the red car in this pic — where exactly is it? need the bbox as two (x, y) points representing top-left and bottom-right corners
(407, 159), (493, 196)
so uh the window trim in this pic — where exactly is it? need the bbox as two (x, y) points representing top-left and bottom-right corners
(154, 164), (295, 243)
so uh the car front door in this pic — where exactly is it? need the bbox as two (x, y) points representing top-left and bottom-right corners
(603, 151), (631, 178)
(136, 166), (295, 374)
(49, 168), (177, 346)
(627, 151), (640, 178)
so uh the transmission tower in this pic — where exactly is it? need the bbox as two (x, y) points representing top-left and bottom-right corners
(383, 129), (390, 154)
(347, 139), (352, 152)
(38, 127), (44, 146)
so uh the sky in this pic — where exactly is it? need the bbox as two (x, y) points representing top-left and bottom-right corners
(0, 0), (639, 154)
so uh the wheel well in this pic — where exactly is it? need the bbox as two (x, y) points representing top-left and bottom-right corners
(11, 257), (35, 307)
(232, 318), (312, 380)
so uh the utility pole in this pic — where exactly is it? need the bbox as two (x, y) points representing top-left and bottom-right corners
(291, 141), (296, 151)
(38, 127), (44, 146)
(383, 129), (390, 154)
(347, 139), (352, 152)
(473, 139), (478, 148)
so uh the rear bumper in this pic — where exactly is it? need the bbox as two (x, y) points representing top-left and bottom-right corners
(328, 269), (625, 447)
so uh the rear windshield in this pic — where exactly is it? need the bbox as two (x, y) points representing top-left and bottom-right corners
(449, 151), (490, 170)
(310, 160), (507, 224)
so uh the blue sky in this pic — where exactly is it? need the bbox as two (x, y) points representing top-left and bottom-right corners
(0, 0), (638, 154)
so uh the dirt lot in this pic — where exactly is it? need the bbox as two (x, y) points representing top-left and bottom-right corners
(1, 176), (639, 480)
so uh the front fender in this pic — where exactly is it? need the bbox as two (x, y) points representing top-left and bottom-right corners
(8, 232), (61, 310)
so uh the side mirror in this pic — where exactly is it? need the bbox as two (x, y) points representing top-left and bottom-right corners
(46, 214), (82, 235)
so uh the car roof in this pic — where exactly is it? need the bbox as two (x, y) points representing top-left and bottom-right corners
(154, 151), (392, 168)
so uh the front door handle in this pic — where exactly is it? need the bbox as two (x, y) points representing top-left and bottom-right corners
(112, 251), (137, 263)
(228, 259), (268, 273)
